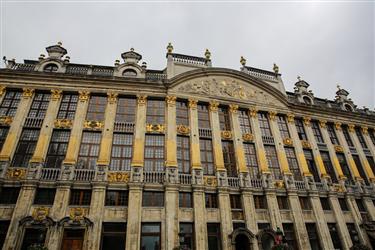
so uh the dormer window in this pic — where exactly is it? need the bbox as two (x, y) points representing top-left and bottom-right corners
(122, 69), (137, 77)
(43, 63), (58, 72)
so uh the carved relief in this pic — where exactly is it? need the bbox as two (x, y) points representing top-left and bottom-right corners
(22, 88), (34, 98)
(146, 124), (165, 133)
(334, 145), (344, 153)
(54, 119), (73, 129)
(287, 113), (295, 123)
(221, 130), (232, 140)
(177, 125), (190, 135)
(188, 98), (197, 109)
(303, 117), (311, 126)
(51, 89), (62, 101)
(6, 168), (26, 180)
(69, 207), (87, 222)
(78, 91), (90, 102)
(204, 176), (217, 187)
(283, 138), (293, 146)
(137, 94), (147, 105)
(242, 133), (254, 142)
(301, 140), (311, 149)
(0, 116), (13, 126)
(209, 100), (219, 112)
(319, 120), (327, 129)
(83, 120), (104, 130)
(107, 172), (130, 183)
(165, 95), (177, 106)
(274, 180), (284, 189)
(107, 92), (118, 104)
(228, 104), (238, 114)
(32, 207), (49, 222)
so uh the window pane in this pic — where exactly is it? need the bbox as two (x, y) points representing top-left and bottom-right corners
(146, 100), (165, 124)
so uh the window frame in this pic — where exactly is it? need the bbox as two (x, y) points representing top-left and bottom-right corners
(144, 134), (165, 172)
(0, 90), (22, 117)
(86, 95), (107, 121)
(69, 189), (92, 206)
(57, 93), (78, 120)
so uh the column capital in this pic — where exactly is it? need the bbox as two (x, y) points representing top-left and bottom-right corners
(78, 90), (90, 102)
(303, 116), (311, 126)
(165, 95), (177, 106)
(188, 98), (197, 109)
(136, 94), (147, 105)
(107, 92), (118, 104)
(228, 104), (238, 113)
(319, 119), (327, 128)
(268, 110), (277, 121)
(287, 113), (295, 123)
(348, 124), (355, 132)
(334, 122), (342, 130)
(209, 100), (219, 111)
(51, 89), (62, 101)
(362, 126), (368, 135)
(248, 108), (257, 117)
(0, 86), (5, 96)
(22, 88), (34, 98)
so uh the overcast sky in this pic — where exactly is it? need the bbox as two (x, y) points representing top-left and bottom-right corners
(1, 1), (374, 108)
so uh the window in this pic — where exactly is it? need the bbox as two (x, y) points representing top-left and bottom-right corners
(33, 188), (56, 205)
(254, 195), (267, 209)
(0, 127), (9, 151)
(101, 223), (126, 250)
(352, 155), (368, 184)
(257, 223), (271, 230)
(238, 109), (251, 134)
(86, 95), (107, 121)
(198, 104), (210, 129)
(179, 223), (194, 250)
(277, 196), (289, 210)
(327, 124), (339, 145)
(27, 92), (50, 119)
(282, 223), (297, 250)
(146, 100), (165, 124)
(320, 197), (331, 211)
(346, 223), (360, 245)
(342, 125), (354, 147)
(200, 139), (214, 175)
(109, 133), (133, 171)
(144, 135), (165, 172)
(222, 141), (236, 177)
(285, 147), (301, 180)
(306, 223), (321, 250)
(311, 121), (324, 143)
(176, 101), (189, 126)
(122, 69), (137, 77)
(179, 192), (192, 208)
(338, 198), (349, 211)
(367, 156), (375, 174)
(355, 127), (368, 149)
(0, 90), (22, 117)
(328, 223), (342, 250)
(77, 132), (101, 169)
(21, 228), (47, 250)
(277, 115), (290, 139)
(258, 113), (272, 137)
(369, 129), (375, 146)
(356, 199), (366, 213)
(230, 194), (242, 209)
(0, 221), (10, 248)
(142, 191), (164, 207)
(45, 130), (70, 168)
(233, 223), (246, 230)
(336, 153), (353, 182)
(43, 63), (58, 72)
(299, 197), (311, 210)
(265, 145), (281, 180)
(295, 119), (307, 140)
(218, 107), (231, 131)
(57, 94), (78, 120)
(321, 151), (337, 183)
(105, 190), (128, 206)
(304, 150), (320, 182)
(243, 143), (259, 178)
(207, 223), (221, 250)
(177, 136), (190, 173)
(0, 187), (20, 204)
(69, 189), (92, 206)
(141, 223), (161, 250)
(115, 97), (136, 123)
(205, 193), (218, 208)
(11, 129), (40, 167)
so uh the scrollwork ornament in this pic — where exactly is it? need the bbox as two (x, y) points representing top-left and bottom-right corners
(107, 92), (118, 104)
(283, 138), (293, 146)
(107, 172), (130, 183)
(146, 124), (165, 133)
(204, 176), (217, 187)
(22, 88), (34, 98)
(228, 104), (238, 114)
(188, 98), (197, 109)
(69, 207), (86, 222)
(137, 94), (147, 105)
(334, 145), (344, 153)
(83, 120), (104, 130)
(221, 130), (232, 139)
(32, 207), (49, 222)
(54, 119), (73, 129)
(301, 140), (311, 149)
(242, 133), (254, 142)
(78, 91), (90, 102)
(6, 168), (26, 180)
(177, 125), (190, 135)
(165, 95), (177, 106)
(51, 89), (62, 101)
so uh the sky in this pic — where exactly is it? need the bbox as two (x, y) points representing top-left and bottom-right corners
(0, 1), (374, 108)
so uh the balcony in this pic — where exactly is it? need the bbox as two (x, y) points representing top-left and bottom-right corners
(144, 171), (165, 184)
(114, 122), (135, 133)
(40, 168), (60, 181)
(294, 180), (306, 190)
(24, 117), (44, 128)
(262, 136), (274, 144)
(228, 177), (240, 188)
(198, 128), (212, 138)
(179, 173), (192, 185)
(250, 178), (263, 189)
(73, 169), (95, 182)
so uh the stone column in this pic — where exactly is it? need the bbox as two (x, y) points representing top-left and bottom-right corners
(188, 99), (203, 184)
(309, 193), (335, 249)
(192, 185), (207, 250)
(0, 86), (6, 105)
(217, 187), (232, 250)
(165, 185), (179, 250)
(165, 96), (178, 183)
(87, 182), (106, 250)
(2, 181), (37, 249)
(241, 189), (259, 250)
(209, 101), (225, 172)
(363, 196), (375, 221)
(329, 194), (352, 249)
(265, 189), (283, 230)
(125, 183), (143, 250)
(346, 194), (368, 245)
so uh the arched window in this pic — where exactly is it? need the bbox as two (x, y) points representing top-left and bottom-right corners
(43, 63), (58, 72)
(122, 69), (137, 77)
(303, 96), (312, 105)
(344, 104), (353, 112)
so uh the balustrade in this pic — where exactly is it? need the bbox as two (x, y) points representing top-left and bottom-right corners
(114, 122), (135, 133)
(228, 177), (240, 188)
(73, 169), (95, 181)
(24, 117), (44, 128)
(198, 128), (212, 138)
(40, 168), (60, 180)
(250, 178), (263, 188)
(144, 171), (165, 184)
(178, 173), (192, 185)
(261, 136), (274, 144)
(294, 180), (306, 190)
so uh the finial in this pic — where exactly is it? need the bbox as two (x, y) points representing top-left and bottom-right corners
(142, 61), (147, 68)
(114, 59), (120, 66)
(240, 56), (246, 66)
(57, 41), (62, 46)
(130, 48), (134, 52)
(337, 84), (341, 90)
(273, 63), (279, 74)
(38, 54), (45, 61)
(297, 76), (301, 81)
(167, 42), (173, 53)
(205, 49), (211, 60)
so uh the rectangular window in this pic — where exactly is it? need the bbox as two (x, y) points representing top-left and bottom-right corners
(356, 127), (368, 149)
(200, 139), (214, 175)
(0, 221), (10, 248)
(21, 228), (47, 250)
(336, 153), (353, 182)
(45, 130), (70, 168)
(146, 99), (165, 124)
(328, 223), (343, 249)
(338, 198), (349, 211)
(282, 223), (297, 250)
(33, 188), (56, 205)
(265, 145), (281, 180)
(320, 151), (338, 183)
(299, 197), (311, 210)
(277, 115), (290, 139)
(77, 131), (101, 169)
(179, 192), (192, 208)
(356, 199), (366, 213)
(101, 223), (126, 250)
(205, 193), (218, 208)
(105, 190), (128, 206)
(295, 119), (308, 140)
(11, 129), (40, 167)
(285, 147), (301, 180)
(207, 223), (222, 250)
(0, 90), (22, 117)
(176, 101), (189, 126)
(115, 97), (136, 123)
(367, 156), (375, 175)
(320, 197), (331, 211)
(254, 195), (267, 209)
(230, 194), (242, 209)
(311, 121), (324, 143)
(222, 141), (236, 177)
(258, 113), (272, 137)
(198, 104), (210, 129)
(218, 107), (231, 131)
(144, 135), (165, 172)
(57, 93), (78, 120)
(0, 127), (9, 151)
(0, 187), (20, 204)
(61, 229), (85, 250)
(141, 223), (161, 250)
(109, 133), (133, 171)
(352, 155), (368, 184)
(369, 129), (375, 146)
(27, 92), (50, 118)
(180, 223), (194, 250)
(69, 189), (92, 206)
(343, 125), (354, 147)
(86, 95), (107, 121)
(346, 223), (359, 245)
(277, 196), (289, 210)
(142, 191), (164, 207)
(243, 143), (259, 178)
(327, 123), (339, 145)
(238, 109), (251, 134)
(304, 150), (320, 182)
(177, 136), (190, 173)
(306, 223), (321, 250)
(257, 223), (271, 230)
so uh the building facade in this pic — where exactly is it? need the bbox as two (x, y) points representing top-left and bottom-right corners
(0, 42), (374, 250)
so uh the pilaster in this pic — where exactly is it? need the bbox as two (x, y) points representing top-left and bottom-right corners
(192, 185), (207, 250)
(165, 184), (179, 250)
(125, 183), (143, 250)
(209, 101), (225, 171)
(217, 187), (232, 250)
(0, 85), (6, 105)
(87, 182), (106, 250)
(329, 194), (352, 249)
(131, 95), (147, 168)
(165, 96), (178, 183)
(241, 189), (259, 250)
(188, 99), (201, 170)
(363, 196), (375, 221)
(265, 189), (283, 230)
(346, 194), (368, 245)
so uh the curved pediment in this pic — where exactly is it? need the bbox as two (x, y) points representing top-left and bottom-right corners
(168, 68), (288, 108)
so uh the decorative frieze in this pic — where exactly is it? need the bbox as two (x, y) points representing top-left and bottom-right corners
(83, 120), (104, 130)
(32, 207), (50, 222)
(22, 88), (34, 98)
(242, 133), (254, 142)
(177, 125), (190, 135)
(51, 89), (62, 101)
(107, 172), (130, 183)
(6, 168), (26, 180)
(204, 176), (217, 187)
(107, 92), (118, 104)
(187, 98), (197, 109)
(283, 138), (293, 146)
(319, 119), (327, 128)
(0, 116), (12, 126)
(303, 116), (311, 126)
(221, 130), (232, 140)
(209, 100), (219, 112)
(137, 94), (147, 105)
(54, 119), (73, 129)
(228, 104), (238, 114)
(287, 113), (295, 123)
(78, 91), (90, 102)
(146, 124), (165, 133)
(165, 95), (177, 106)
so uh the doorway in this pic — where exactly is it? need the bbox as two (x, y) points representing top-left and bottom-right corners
(235, 233), (251, 250)
(61, 229), (85, 250)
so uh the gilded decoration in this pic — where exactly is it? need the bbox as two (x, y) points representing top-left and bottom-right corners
(204, 176), (217, 187)
(146, 124), (165, 133)
(303, 117), (311, 126)
(228, 104), (238, 114)
(166, 95), (177, 106)
(6, 168), (26, 180)
(107, 92), (118, 104)
(84, 120), (104, 130)
(177, 125), (190, 135)
(188, 98), (197, 109)
(242, 133), (254, 142)
(0, 86), (5, 96)
(221, 130), (232, 140)
(274, 180), (284, 189)
(54, 119), (73, 129)
(301, 140), (311, 149)
(335, 122), (342, 131)
(137, 94), (147, 105)
(51, 89), (62, 101)
(32, 207), (49, 222)
(22, 88), (34, 98)
(348, 124), (355, 133)
(319, 120), (327, 129)
(209, 100), (219, 112)
(332, 183), (345, 193)
(268, 111), (277, 121)
(0, 116), (12, 126)
(283, 138), (293, 146)
(78, 91), (90, 102)
(362, 126), (369, 135)
(334, 145), (344, 153)
(249, 108), (257, 118)
(69, 207), (86, 222)
(287, 113), (295, 123)
(108, 172), (130, 183)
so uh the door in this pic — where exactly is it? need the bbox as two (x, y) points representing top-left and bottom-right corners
(235, 234), (251, 250)
(61, 229), (85, 250)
